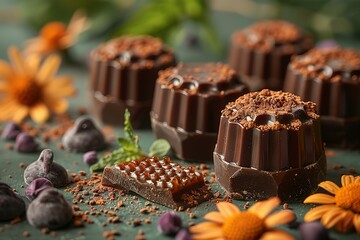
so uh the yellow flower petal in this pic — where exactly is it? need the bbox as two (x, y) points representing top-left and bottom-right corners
(0, 82), (7, 92)
(336, 210), (354, 233)
(264, 210), (295, 228)
(192, 227), (223, 240)
(0, 99), (17, 121)
(304, 205), (335, 222)
(318, 181), (340, 195)
(36, 54), (61, 84)
(260, 229), (295, 240)
(29, 103), (49, 123)
(248, 201), (263, 213)
(216, 202), (240, 218)
(190, 222), (222, 233)
(304, 193), (335, 204)
(256, 197), (280, 219)
(44, 77), (76, 97)
(49, 98), (69, 114)
(321, 207), (347, 228)
(353, 214), (360, 234)
(204, 211), (225, 224)
(341, 175), (355, 187)
(12, 106), (29, 123)
(0, 60), (13, 80)
(8, 47), (27, 74)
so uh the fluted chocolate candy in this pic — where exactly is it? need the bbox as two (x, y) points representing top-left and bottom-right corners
(102, 156), (212, 208)
(229, 21), (313, 91)
(89, 35), (176, 128)
(214, 89), (326, 201)
(284, 48), (360, 148)
(151, 63), (248, 162)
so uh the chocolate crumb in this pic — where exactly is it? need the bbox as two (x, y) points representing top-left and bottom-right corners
(283, 203), (289, 210)
(19, 162), (26, 169)
(333, 164), (344, 170)
(23, 231), (30, 237)
(41, 227), (50, 235)
(10, 216), (22, 225)
(349, 167), (357, 174)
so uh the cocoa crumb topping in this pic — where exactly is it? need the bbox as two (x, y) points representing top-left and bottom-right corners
(222, 89), (318, 131)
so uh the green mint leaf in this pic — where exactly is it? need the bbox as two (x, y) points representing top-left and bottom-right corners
(124, 109), (141, 150)
(148, 139), (171, 157)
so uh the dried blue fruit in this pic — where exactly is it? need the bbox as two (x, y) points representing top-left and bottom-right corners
(157, 212), (183, 235)
(175, 229), (192, 240)
(15, 132), (39, 153)
(1, 122), (21, 140)
(299, 221), (330, 240)
(25, 178), (53, 201)
(24, 149), (68, 187)
(0, 182), (26, 221)
(83, 151), (99, 165)
(27, 188), (73, 229)
(62, 116), (106, 152)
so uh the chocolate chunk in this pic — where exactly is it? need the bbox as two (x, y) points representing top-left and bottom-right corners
(0, 182), (26, 221)
(284, 48), (360, 148)
(151, 63), (248, 162)
(229, 20), (313, 91)
(214, 90), (326, 200)
(102, 156), (212, 208)
(62, 116), (106, 152)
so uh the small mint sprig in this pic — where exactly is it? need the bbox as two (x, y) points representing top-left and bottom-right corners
(90, 109), (170, 172)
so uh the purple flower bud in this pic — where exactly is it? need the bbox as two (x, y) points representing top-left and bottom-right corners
(25, 178), (53, 201)
(157, 212), (182, 235)
(175, 229), (192, 240)
(15, 132), (38, 153)
(83, 151), (99, 165)
(299, 222), (330, 240)
(1, 122), (21, 140)
(316, 39), (340, 50)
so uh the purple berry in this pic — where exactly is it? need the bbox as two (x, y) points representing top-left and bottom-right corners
(299, 221), (330, 240)
(1, 122), (21, 140)
(83, 151), (99, 165)
(25, 178), (53, 200)
(175, 229), (192, 240)
(15, 132), (38, 153)
(157, 212), (183, 235)
(316, 39), (339, 49)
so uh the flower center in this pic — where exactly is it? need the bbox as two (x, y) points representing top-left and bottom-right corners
(40, 22), (67, 44)
(335, 182), (360, 213)
(10, 76), (42, 106)
(222, 212), (265, 240)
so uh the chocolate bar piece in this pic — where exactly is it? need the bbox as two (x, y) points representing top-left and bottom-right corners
(102, 156), (212, 209)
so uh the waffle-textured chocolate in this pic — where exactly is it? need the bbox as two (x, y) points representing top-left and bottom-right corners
(101, 156), (212, 209)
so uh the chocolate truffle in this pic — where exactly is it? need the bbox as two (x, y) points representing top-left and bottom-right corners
(89, 35), (176, 128)
(151, 63), (249, 162)
(214, 89), (326, 201)
(229, 20), (313, 91)
(284, 48), (360, 148)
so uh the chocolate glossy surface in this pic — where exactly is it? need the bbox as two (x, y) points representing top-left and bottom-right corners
(151, 63), (248, 162)
(89, 36), (176, 128)
(229, 21), (313, 91)
(284, 48), (360, 148)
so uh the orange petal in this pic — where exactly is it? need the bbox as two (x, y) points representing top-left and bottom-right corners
(341, 175), (355, 187)
(260, 229), (295, 240)
(321, 208), (347, 228)
(318, 181), (339, 195)
(29, 103), (49, 123)
(204, 211), (225, 224)
(256, 197), (280, 219)
(192, 227), (223, 240)
(248, 201), (263, 213)
(12, 106), (29, 123)
(354, 176), (360, 183)
(44, 77), (76, 97)
(0, 82), (7, 92)
(25, 38), (48, 55)
(0, 99), (18, 121)
(0, 60), (13, 80)
(190, 222), (222, 233)
(26, 54), (41, 75)
(265, 210), (295, 228)
(67, 10), (89, 37)
(336, 210), (354, 233)
(304, 205), (335, 222)
(49, 98), (69, 114)
(216, 201), (240, 218)
(353, 214), (360, 234)
(304, 193), (335, 204)
(8, 46), (27, 74)
(36, 54), (61, 84)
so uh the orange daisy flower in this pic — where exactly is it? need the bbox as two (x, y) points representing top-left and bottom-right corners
(190, 197), (295, 240)
(304, 175), (360, 234)
(0, 47), (76, 123)
(25, 10), (89, 56)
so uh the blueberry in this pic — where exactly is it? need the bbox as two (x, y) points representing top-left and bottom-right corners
(15, 132), (38, 153)
(299, 221), (330, 240)
(1, 122), (21, 140)
(157, 212), (183, 235)
(25, 178), (53, 201)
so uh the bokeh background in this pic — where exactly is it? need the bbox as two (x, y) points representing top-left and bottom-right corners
(1, 0), (359, 62)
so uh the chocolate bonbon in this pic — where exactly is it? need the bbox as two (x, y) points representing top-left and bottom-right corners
(151, 63), (248, 162)
(102, 156), (212, 208)
(283, 48), (360, 148)
(89, 35), (176, 128)
(214, 89), (326, 200)
(229, 20), (313, 91)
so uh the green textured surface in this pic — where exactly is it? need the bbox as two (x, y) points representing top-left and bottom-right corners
(1, 3), (360, 240)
